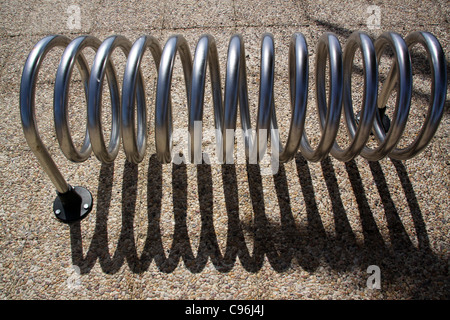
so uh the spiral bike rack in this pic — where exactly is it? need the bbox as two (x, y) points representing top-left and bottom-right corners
(20, 31), (447, 223)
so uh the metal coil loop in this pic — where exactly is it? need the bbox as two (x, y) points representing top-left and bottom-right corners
(20, 31), (447, 195)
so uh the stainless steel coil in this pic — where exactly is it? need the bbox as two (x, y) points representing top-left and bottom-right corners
(19, 31), (447, 222)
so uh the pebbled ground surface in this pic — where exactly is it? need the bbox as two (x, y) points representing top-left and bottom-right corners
(0, 0), (448, 299)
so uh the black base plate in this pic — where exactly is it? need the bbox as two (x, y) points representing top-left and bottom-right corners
(53, 186), (93, 223)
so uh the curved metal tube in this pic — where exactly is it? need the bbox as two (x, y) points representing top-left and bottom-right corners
(20, 31), (447, 196)
(121, 35), (162, 163)
(299, 32), (344, 162)
(154, 35), (193, 164)
(188, 34), (224, 164)
(54, 35), (99, 163)
(332, 31), (378, 162)
(20, 35), (72, 193)
(391, 31), (447, 159)
(87, 35), (133, 163)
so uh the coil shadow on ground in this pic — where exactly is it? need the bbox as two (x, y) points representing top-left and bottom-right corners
(69, 153), (448, 298)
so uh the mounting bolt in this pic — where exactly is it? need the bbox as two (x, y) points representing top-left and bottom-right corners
(55, 209), (61, 215)
(83, 203), (89, 210)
